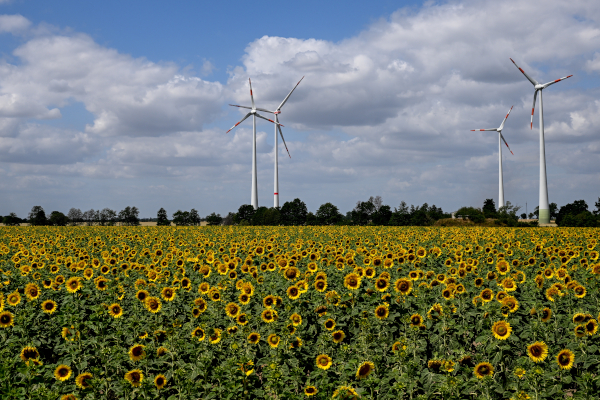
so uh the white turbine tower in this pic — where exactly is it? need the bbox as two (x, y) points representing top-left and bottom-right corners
(268, 76), (304, 207)
(471, 106), (515, 208)
(510, 58), (572, 224)
(227, 78), (283, 210)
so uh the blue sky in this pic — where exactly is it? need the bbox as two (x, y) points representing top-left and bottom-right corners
(0, 0), (599, 219)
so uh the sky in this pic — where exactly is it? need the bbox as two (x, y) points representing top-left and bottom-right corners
(0, 0), (599, 219)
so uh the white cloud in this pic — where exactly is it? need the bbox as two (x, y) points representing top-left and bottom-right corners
(1, 0), (600, 217)
(0, 14), (30, 34)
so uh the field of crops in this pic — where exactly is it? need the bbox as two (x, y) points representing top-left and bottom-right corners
(0, 226), (599, 400)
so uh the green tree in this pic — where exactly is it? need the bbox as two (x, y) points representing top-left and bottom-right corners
(156, 208), (170, 226)
(172, 210), (190, 226)
(206, 212), (223, 226)
(99, 208), (118, 226)
(2, 212), (21, 226)
(593, 197), (600, 216)
(455, 206), (485, 223)
(497, 202), (521, 226)
(306, 211), (317, 225)
(236, 205), (255, 224)
(67, 208), (83, 225)
(315, 202), (343, 225)
(262, 208), (281, 226)
(389, 201), (411, 226)
(48, 211), (69, 226)
(351, 200), (375, 225)
(482, 199), (497, 218)
(28, 206), (48, 226)
(280, 198), (308, 226)
(189, 209), (201, 226)
(556, 200), (588, 226)
(372, 204), (392, 225)
(118, 206), (140, 226)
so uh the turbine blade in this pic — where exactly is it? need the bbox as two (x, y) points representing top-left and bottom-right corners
(542, 74), (573, 89)
(500, 133), (514, 155)
(531, 90), (538, 130)
(225, 112), (252, 133)
(470, 129), (497, 131)
(249, 78), (255, 109)
(499, 105), (513, 130)
(229, 104), (253, 110)
(255, 107), (277, 113)
(278, 124), (291, 158)
(277, 76), (304, 111)
(510, 58), (539, 86)
(255, 112), (283, 126)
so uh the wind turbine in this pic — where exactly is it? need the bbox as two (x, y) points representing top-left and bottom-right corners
(510, 58), (572, 224)
(264, 77), (304, 207)
(227, 78), (283, 210)
(471, 106), (514, 209)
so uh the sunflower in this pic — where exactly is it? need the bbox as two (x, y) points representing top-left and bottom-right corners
(24, 283), (40, 301)
(108, 303), (123, 318)
(263, 295), (276, 308)
(514, 367), (526, 378)
(585, 319), (598, 335)
(239, 293), (251, 304)
(316, 354), (332, 370)
(0, 311), (14, 328)
(304, 386), (318, 396)
(135, 289), (149, 302)
(198, 282), (210, 294)
(128, 344), (146, 361)
(343, 273), (361, 290)
(7, 291), (21, 306)
(144, 296), (162, 313)
(527, 341), (548, 363)
(224, 302), (240, 318)
(502, 277), (517, 292)
(290, 313), (302, 326)
(427, 303), (444, 320)
(287, 285), (301, 300)
(394, 278), (412, 295)
(207, 328), (221, 344)
(314, 280), (328, 292)
(574, 285), (587, 298)
(556, 349), (575, 370)
(541, 307), (552, 322)
(154, 374), (167, 390)
(65, 277), (82, 293)
(356, 361), (375, 379)
(428, 359), (442, 371)
(75, 372), (93, 389)
(392, 341), (405, 352)
(247, 332), (260, 344)
(195, 297), (208, 312)
(54, 364), (72, 381)
(491, 321), (512, 340)
(20, 346), (40, 361)
(324, 318), (336, 330)
(332, 330), (345, 343)
(480, 288), (493, 302)
(375, 277), (389, 292)
(410, 313), (424, 328)
(284, 266), (300, 280)
(374, 303), (390, 320)
(473, 362), (494, 379)
(156, 346), (168, 356)
(124, 369), (143, 387)
(289, 336), (302, 349)
(41, 299), (57, 314)
(191, 327), (205, 341)
(267, 333), (280, 348)
(93, 276), (109, 291)
(60, 395), (77, 400)
(574, 325), (586, 338)
(261, 309), (278, 323)
(442, 288), (454, 300)
(502, 296), (519, 313)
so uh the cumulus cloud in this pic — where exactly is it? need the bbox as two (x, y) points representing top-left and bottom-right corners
(1, 0), (600, 217)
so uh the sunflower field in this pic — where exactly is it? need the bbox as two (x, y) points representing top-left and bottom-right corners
(0, 226), (599, 400)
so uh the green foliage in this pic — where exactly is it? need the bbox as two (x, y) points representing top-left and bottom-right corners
(118, 206), (141, 226)
(316, 203), (343, 225)
(280, 199), (308, 226)
(28, 206), (48, 226)
(2, 212), (22, 226)
(48, 211), (69, 227)
(0, 226), (599, 400)
(206, 212), (224, 226)
(455, 206), (485, 223)
(156, 208), (170, 226)
(482, 199), (497, 219)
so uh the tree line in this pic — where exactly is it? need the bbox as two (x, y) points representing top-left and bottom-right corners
(2, 196), (598, 227)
